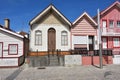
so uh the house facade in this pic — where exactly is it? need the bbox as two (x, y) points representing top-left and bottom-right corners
(71, 12), (98, 51)
(0, 19), (25, 67)
(29, 5), (71, 56)
(99, 1), (120, 55)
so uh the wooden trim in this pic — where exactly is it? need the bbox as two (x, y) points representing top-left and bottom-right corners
(102, 19), (107, 28)
(8, 44), (18, 55)
(102, 37), (108, 49)
(0, 42), (3, 58)
(112, 37), (120, 48)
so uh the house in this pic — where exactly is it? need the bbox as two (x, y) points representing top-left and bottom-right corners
(0, 19), (25, 67)
(96, 1), (120, 55)
(29, 4), (71, 56)
(71, 12), (98, 52)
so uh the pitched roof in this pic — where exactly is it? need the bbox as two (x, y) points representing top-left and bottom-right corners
(29, 4), (71, 26)
(101, 1), (120, 15)
(0, 25), (24, 38)
(73, 12), (97, 26)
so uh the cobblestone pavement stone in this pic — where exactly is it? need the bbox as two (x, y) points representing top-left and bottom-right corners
(1, 65), (120, 80)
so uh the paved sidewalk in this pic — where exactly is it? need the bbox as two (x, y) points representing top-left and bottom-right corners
(16, 65), (120, 80)
(1, 65), (120, 80)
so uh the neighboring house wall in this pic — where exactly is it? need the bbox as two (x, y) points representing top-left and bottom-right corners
(0, 30), (23, 57)
(30, 13), (71, 52)
(71, 13), (98, 50)
(100, 1), (120, 54)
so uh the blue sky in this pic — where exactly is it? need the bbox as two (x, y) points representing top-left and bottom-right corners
(0, 0), (117, 32)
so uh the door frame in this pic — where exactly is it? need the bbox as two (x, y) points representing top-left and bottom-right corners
(102, 37), (108, 49)
(48, 28), (56, 51)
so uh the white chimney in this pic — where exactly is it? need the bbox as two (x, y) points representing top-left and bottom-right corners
(4, 18), (10, 29)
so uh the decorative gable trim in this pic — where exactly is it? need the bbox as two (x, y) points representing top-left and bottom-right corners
(73, 12), (97, 26)
(101, 1), (120, 15)
(29, 4), (71, 26)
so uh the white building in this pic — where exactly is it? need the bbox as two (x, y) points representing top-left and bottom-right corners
(29, 4), (71, 55)
(0, 19), (24, 67)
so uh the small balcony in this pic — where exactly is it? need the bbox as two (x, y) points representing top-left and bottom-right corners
(101, 27), (120, 36)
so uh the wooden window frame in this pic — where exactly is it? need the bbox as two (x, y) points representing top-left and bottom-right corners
(61, 31), (68, 46)
(117, 21), (120, 28)
(35, 30), (42, 46)
(102, 20), (107, 28)
(8, 44), (18, 55)
(109, 20), (114, 28)
(113, 37), (120, 48)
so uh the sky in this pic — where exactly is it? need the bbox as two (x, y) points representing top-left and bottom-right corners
(0, 0), (118, 32)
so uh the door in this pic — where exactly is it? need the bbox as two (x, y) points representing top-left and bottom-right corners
(102, 20), (107, 34)
(102, 38), (107, 49)
(0, 42), (3, 57)
(48, 28), (56, 51)
(89, 36), (94, 51)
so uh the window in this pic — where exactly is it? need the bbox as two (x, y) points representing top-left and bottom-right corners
(102, 20), (107, 28)
(117, 21), (120, 27)
(8, 44), (18, 55)
(35, 30), (42, 45)
(0, 42), (3, 57)
(113, 38), (120, 47)
(109, 20), (114, 28)
(61, 31), (68, 46)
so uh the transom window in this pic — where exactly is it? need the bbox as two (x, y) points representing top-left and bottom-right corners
(109, 20), (114, 28)
(61, 31), (68, 46)
(117, 21), (120, 27)
(8, 44), (18, 55)
(35, 30), (42, 45)
(113, 38), (120, 47)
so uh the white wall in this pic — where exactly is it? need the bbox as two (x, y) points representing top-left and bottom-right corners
(30, 24), (70, 51)
(0, 58), (18, 66)
(0, 30), (23, 57)
(113, 55), (120, 64)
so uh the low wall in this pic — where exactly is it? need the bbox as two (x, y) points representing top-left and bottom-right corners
(65, 55), (82, 66)
(82, 56), (113, 65)
(0, 58), (18, 67)
(113, 55), (120, 64)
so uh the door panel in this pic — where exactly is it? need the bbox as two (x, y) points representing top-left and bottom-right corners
(102, 38), (107, 49)
(48, 28), (56, 51)
(89, 36), (94, 51)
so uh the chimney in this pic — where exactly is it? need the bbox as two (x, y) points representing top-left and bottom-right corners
(4, 18), (10, 29)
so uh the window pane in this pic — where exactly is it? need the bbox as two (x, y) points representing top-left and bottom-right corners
(61, 31), (68, 46)
(117, 21), (120, 27)
(9, 44), (18, 55)
(113, 38), (119, 47)
(109, 20), (114, 28)
(35, 30), (42, 45)
(102, 21), (107, 28)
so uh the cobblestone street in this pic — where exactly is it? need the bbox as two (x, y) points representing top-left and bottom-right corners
(0, 64), (120, 80)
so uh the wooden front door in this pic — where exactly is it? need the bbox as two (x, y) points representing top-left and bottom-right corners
(89, 36), (94, 51)
(48, 28), (56, 51)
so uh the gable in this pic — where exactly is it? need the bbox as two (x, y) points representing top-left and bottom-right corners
(30, 4), (71, 26)
(35, 12), (66, 25)
(101, 4), (120, 18)
(72, 16), (97, 35)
